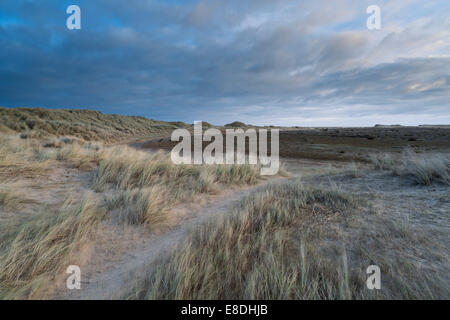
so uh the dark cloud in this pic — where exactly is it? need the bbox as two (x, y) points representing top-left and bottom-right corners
(0, 0), (449, 125)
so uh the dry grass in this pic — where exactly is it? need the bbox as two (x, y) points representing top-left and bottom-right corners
(0, 107), (187, 143)
(1, 133), (260, 188)
(105, 187), (171, 226)
(0, 132), (262, 298)
(0, 134), (98, 176)
(93, 145), (260, 227)
(0, 195), (105, 299)
(120, 179), (448, 300)
(120, 180), (362, 299)
(370, 149), (450, 185)
(0, 185), (27, 212)
(94, 147), (259, 190)
(1, 128), (447, 300)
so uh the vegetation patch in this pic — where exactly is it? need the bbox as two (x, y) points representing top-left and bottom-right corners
(369, 149), (450, 185)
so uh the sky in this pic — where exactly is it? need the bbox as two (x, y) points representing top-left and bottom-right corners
(0, 0), (449, 126)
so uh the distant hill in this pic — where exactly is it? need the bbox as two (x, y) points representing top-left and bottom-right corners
(0, 107), (188, 142)
(225, 121), (247, 127)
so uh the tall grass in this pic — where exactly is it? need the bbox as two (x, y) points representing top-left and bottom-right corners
(0, 195), (105, 299)
(121, 179), (448, 300)
(0, 133), (261, 230)
(121, 180), (362, 299)
(1, 133), (260, 190)
(94, 145), (260, 226)
(0, 133), (263, 298)
(0, 185), (25, 211)
(105, 186), (170, 226)
(0, 107), (185, 142)
(93, 146), (260, 192)
(369, 149), (450, 185)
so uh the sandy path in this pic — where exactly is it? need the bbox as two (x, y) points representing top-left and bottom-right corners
(59, 179), (283, 300)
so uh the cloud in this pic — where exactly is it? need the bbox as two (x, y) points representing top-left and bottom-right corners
(0, 0), (449, 125)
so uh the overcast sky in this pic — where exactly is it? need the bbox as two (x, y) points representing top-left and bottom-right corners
(0, 0), (449, 126)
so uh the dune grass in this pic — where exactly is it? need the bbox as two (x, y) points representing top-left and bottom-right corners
(0, 195), (105, 299)
(93, 146), (259, 191)
(120, 180), (362, 299)
(0, 132), (262, 298)
(369, 148), (450, 185)
(0, 107), (187, 143)
(120, 179), (448, 300)
(0, 185), (25, 212)
(93, 145), (260, 227)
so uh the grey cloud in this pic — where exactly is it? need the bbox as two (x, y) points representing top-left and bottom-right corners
(0, 0), (449, 125)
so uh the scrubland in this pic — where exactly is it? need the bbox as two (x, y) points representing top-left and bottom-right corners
(120, 178), (448, 299)
(0, 107), (186, 143)
(0, 133), (260, 299)
(0, 108), (448, 300)
(369, 149), (450, 185)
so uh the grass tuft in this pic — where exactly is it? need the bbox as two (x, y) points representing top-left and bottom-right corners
(120, 180), (361, 299)
(0, 195), (105, 299)
(369, 149), (450, 185)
